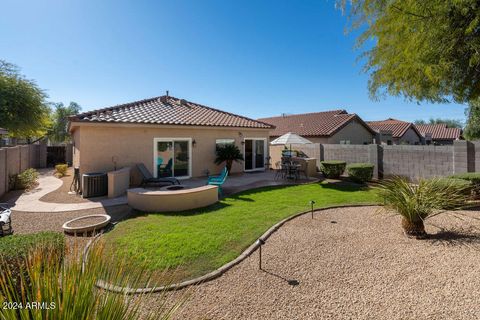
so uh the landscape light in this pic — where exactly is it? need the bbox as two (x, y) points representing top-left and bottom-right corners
(256, 239), (265, 270)
(309, 200), (316, 219)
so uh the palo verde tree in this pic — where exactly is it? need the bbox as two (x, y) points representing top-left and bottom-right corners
(0, 60), (51, 137)
(414, 118), (463, 129)
(49, 102), (81, 143)
(337, 1), (480, 136)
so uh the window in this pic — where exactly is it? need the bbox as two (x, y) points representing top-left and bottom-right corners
(340, 140), (351, 145)
(216, 139), (235, 149)
(387, 140), (392, 145)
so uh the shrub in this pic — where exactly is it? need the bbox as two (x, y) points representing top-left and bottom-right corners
(0, 240), (184, 319)
(346, 163), (374, 183)
(377, 177), (470, 238)
(55, 163), (68, 177)
(320, 161), (346, 178)
(10, 168), (39, 190)
(449, 172), (480, 196)
(0, 232), (64, 295)
(215, 144), (244, 173)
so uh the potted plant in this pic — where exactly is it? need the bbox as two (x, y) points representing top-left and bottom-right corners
(377, 177), (471, 238)
(214, 144), (244, 173)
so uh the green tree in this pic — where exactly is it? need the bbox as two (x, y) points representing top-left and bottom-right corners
(0, 60), (51, 137)
(337, 1), (480, 104)
(49, 102), (81, 143)
(414, 118), (463, 128)
(464, 99), (480, 140)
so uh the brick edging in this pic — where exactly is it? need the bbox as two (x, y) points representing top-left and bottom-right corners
(88, 203), (379, 294)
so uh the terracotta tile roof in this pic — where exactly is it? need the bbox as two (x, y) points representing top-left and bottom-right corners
(70, 95), (273, 129)
(415, 124), (462, 140)
(258, 110), (375, 137)
(367, 118), (421, 138)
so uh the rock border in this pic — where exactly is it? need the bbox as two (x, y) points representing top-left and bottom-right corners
(88, 203), (378, 294)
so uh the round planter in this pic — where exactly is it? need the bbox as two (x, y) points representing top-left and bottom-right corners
(62, 214), (111, 234)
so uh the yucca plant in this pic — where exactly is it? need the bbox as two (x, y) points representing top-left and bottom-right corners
(377, 177), (471, 238)
(0, 240), (186, 320)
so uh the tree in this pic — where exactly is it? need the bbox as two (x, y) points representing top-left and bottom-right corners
(214, 144), (244, 173)
(0, 60), (51, 137)
(337, 1), (480, 104)
(413, 118), (463, 128)
(48, 102), (81, 143)
(464, 99), (480, 140)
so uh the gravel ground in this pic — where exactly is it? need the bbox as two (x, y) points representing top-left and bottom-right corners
(11, 205), (132, 234)
(39, 168), (91, 204)
(140, 206), (480, 320)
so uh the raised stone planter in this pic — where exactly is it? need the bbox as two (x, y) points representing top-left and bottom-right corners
(62, 214), (111, 234)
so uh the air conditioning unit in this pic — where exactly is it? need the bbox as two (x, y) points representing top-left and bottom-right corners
(82, 172), (108, 198)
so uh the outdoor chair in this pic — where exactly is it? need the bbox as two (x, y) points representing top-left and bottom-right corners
(158, 158), (173, 178)
(136, 163), (180, 187)
(0, 204), (12, 237)
(274, 161), (285, 180)
(207, 167), (228, 196)
(295, 159), (309, 179)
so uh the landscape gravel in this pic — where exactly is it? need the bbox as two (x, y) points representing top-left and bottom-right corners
(141, 206), (480, 320)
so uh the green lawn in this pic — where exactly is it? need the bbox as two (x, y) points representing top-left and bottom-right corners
(104, 182), (379, 283)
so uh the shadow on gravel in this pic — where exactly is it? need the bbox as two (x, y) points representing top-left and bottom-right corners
(261, 269), (300, 286)
(426, 230), (480, 248)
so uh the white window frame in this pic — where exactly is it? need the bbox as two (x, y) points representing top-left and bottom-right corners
(153, 138), (192, 179)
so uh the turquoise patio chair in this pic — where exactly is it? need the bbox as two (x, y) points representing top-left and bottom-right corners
(207, 167), (228, 196)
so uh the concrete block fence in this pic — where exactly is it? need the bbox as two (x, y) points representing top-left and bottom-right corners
(0, 143), (47, 198)
(272, 140), (480, 180)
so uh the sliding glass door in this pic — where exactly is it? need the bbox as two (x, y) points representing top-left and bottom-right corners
(244, 138), (266, 171)
(154, 138), (191, 178)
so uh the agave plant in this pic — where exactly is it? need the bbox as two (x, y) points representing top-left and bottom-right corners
(0, 240), (186, 320)
(377, 177), (471, 238)
(214, 144), (243, 173)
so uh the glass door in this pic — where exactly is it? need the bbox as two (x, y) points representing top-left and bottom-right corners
(244, 139), (266, 171)
(155, 139), (191, 178)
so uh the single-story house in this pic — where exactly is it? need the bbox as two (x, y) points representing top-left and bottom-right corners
(415, 124), (462, 145)
(69, 95), (274, 179)
(258, 110), (376, 144)
(367, 118), (423, 145)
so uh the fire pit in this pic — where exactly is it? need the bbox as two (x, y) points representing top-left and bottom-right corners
(62, 214), (111, 234)
(161, 185), (186, 191)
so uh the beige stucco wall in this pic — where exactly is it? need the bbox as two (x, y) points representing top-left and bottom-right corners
(395, 128), (422, 145)
(327, 120), (374, 145)
(71, 123), (270, 178)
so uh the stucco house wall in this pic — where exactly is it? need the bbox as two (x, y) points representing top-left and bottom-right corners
(71, 122), (270, 178)
(327, 120), (374, 145)
(395, 127), (422, 145)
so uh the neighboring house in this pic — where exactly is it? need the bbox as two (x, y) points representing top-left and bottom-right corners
(415, 124), (462, 145)
(258, 110), (376, 144)
(367, 118), (423, 145)
(69, 95), (274, 179)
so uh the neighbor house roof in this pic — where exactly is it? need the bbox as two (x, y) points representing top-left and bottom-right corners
(69, 95), (273, 129)
(415, 124), (462, 141)
(258, 110), (375, 137)
(367, 118), (422, 138)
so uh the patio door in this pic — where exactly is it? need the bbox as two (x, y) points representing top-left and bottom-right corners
(154, 138), (191, 179)
(244, 138), (266, 171)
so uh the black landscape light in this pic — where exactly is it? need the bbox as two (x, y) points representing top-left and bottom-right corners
(256, 239), (265, 270)
(309, 200), (316, 219)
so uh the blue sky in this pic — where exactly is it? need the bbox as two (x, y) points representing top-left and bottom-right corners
(0, 0), (467, 123)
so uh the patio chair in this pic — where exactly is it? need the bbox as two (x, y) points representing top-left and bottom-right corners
(207, 167), (228, 196)
(158, 158), (173, 177)
(136, 163), (180, 187)
(0, 204), (12, 237)
(274, 161), (285, 180)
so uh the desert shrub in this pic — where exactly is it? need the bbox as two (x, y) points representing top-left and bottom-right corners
(449, 172), (480, 197)
(10, 168), (39, 190)
(377, 177), (470, 238)
(55, 163), (68, 177)
(436, 177), (473, 195)
(346, 163), (374, 183)
(320, 161), (346, 178)
(0, 232), (64, 295)
(0, 240), (184, 319)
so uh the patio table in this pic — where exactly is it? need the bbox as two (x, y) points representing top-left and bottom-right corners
(282, 163), (301, 181)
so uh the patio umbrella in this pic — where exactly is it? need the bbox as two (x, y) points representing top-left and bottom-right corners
(270, 132), (312, 155)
